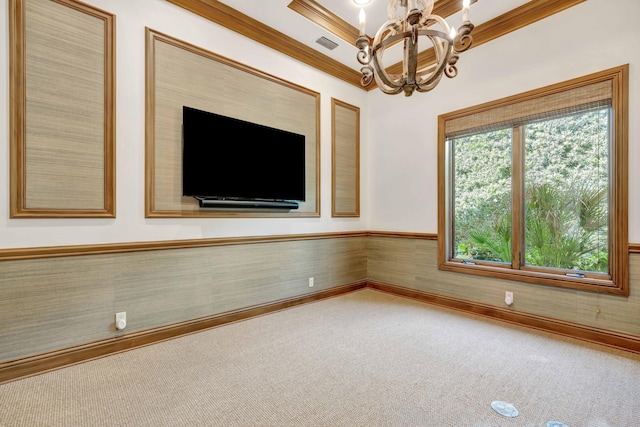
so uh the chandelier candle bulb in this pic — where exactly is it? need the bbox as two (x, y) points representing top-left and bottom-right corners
(462, 0), (470, 22)
(359, 8), (366, 36)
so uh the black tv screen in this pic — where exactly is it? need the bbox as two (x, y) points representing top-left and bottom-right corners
(182, 106), (306, 203)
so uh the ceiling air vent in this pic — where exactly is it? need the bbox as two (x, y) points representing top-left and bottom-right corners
(315, 36), (339, 51)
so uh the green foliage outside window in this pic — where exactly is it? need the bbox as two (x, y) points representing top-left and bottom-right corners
(453, 109), (609, 273)
(453, 129), (512, 263)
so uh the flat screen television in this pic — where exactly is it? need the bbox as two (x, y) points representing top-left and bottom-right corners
(182, 106), (306, 209)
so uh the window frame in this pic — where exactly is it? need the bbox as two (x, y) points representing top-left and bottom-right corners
(437, 65), (628, 295)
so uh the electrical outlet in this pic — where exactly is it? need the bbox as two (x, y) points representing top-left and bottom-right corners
(115, 312), (127, 330)
(308, 277), (314, 287)
(505, 291), (514, 306)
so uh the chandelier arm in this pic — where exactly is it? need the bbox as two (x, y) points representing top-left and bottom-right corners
(414, 28), (453, 83)
(369, 29), (411, 91)
(373, 18), (402, 48)
(360, 66), (375, 87)
(415, 29), (451, 42)
(357, 50), (371, 66)
(374, 29), (407, 51)
(372, 54), (405, 95)
(376, 82), (406, 95)
(415, 36), (452, 89)
(444, 61), (458, 79)
(454, 22), (474, 53)
(416, 73), (444, 92)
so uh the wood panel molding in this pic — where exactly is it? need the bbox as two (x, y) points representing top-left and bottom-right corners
(368, 231), (438, 240)
(288, 0), (361, 46)
(430, 0), (479, 19)
(167, 0), (583, 91)
(0, 231), (634, 262)
(9, 0), (116, 217)
(288, 0), (478, 46)
(331, 98), (360, 217)
(0, 231), (369, 261)
(368, 280), (640, 355)
(166, 0), (362, 88)
(145, 28), (320, 218)
(0, 281), (367, 385)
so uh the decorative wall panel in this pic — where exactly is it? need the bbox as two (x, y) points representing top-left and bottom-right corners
(9, 0), (115, 217)
(146, 29), (320, 217)
(0, 235), (367, 362)
(331, 98), (360, 217)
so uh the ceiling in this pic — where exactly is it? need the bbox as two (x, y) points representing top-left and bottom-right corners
(169, 0), (586, 89)
(216, 0), (530, 71)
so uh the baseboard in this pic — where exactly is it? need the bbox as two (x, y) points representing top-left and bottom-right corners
(367, 280), (640, 355)
(3, 278), (638, 385)
(0, 281), (366, 385)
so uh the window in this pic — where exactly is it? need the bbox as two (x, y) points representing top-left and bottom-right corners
(438, 65), (628, 294)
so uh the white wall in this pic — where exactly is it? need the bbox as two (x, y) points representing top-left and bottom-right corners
(4, 0), (637, 248)
(367, 0), (640, 242)
(0, 0), (369, 249)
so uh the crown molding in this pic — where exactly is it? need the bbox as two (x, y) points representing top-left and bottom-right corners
(288, 0), (478, 46)
(381, 0), (587, 85)
(288, 0), (361, 45)
(166, 0), (363, 88)
(168, 0), (585, 91)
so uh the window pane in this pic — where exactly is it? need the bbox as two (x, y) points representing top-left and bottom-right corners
(452, 129), (512, 263)
(524, 109), (609, 273)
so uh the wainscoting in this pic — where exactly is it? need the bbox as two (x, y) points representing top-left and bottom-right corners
(0, 234), (367, 368)
(1, 232), (639, 384)
(368, 235), (640, 337)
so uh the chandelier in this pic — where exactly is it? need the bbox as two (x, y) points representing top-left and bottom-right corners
(356, 0), (473, 96)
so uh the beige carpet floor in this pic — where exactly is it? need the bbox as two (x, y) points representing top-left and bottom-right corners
(1, 289), (639, 426)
